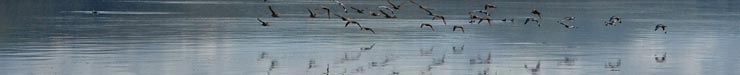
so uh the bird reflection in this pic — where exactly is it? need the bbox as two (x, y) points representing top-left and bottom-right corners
(605, 58), (621, 71)
(655, 52), (667, 63)
(361, 43), (375, 51)
(453, 45), (464, 54)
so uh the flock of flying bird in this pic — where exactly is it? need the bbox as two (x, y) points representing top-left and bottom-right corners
(256, 0), (670, 34)
(252, 0), (673, 75)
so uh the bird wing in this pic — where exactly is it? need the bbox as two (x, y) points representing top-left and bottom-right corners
(257, 18), (265, 23)
(524, 18), (531, 24)
(387, 0), (397, 7)
(345, 21), (352, 27)
(307, 8), (315, 14)
(441, 17), (447, 25)
(654, 25), (660, 31)
(487, 19), (492, 25)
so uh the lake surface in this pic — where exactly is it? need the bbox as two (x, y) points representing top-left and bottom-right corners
(1, 0), (739, 75)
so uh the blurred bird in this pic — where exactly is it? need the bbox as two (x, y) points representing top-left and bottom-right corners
(655, 24), (667, 34)
(319, 6), (332, 19)
(307, 8), (317, 18)
(269, 6), (279, 17)
(420, 23), (435, 31)
(333, 0), (348, 13)
(485, 3), (497, 10)
(361, 27), (376, 34)
(433, 15), (447, 25)
(453, 25), (465, 33)
(257, 18), (269, 26)
(350, 7), (365, 13)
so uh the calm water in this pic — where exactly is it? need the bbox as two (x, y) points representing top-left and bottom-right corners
(1, 0), (739, 75)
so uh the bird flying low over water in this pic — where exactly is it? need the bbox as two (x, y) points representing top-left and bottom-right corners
(531, 9), (541, 19)
(605, 16), (622, 26)
(419, 5), (434, 16)
(655, 24), (667, 34)
(345, 21), (362, 28)
(318, 6), (332, 19)
(334, 14), (351, 21)
(379, 10), (397, 18)
(432, 15), (447, 25)
(477, 16), (493, 26)
(524, 17), (541, 27)
(333, 0), (348, 13)
(453, 25), (465, 33)
(361, 27), (376, 34)
(420, 23), (435, 31)
(307, 8), (317, 18)
(350, 7), (365, 14)
(387, 0), (405, 10)
(485, 3), (497, 10)
(269, 6), (279, 17)
(257, 18), (269, 26)
(558, 17), (576, 29)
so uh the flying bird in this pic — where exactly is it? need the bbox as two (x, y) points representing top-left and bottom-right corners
(420, 23), (435, 31)
(531, 9), (541, 19)
(319, 6), (332, 19)
(387, 0), (405, 10)
(524, 17), (541, 27)
(361, 27), (376, 34)
(419, 5), (434, 16)
(307, 8), (317, 18)
(334, 14), (351, 21)
(350, 7), (365, 13)
(379, 10), (397, 18)
(477, 17), (493, 26)
(484, 3), (496, 10)
(453, 25), (465, 33)
(432, 15), (447, 25)
(605, 16), (622, 26)
(333, 0), (348, 13)
(269, 6), (279, 17)
(345, 21), (362, 28)
(655, 24), (667, 34)
(257, 18), (269, 26)
(558, 17), (576, 29)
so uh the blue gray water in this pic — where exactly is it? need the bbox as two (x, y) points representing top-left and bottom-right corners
(1, 0), (739, 75)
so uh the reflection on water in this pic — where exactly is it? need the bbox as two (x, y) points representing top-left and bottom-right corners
(1, 0), (739, 75)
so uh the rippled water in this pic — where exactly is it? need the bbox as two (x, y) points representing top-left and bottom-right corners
(1, 0), (739, 75)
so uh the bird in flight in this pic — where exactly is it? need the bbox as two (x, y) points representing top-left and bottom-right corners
(319, 6), (332, 19)
(307, 8), (317, 18)
(655, 24), (667, 34)
(433, 15), (447, 25)
(268, 6), (280, 17)
(453, 25), (465, 33)
(257, 18), (269, 26)
(350, 7), (365, 14)
(420, 23), (435, 31)
(333, 0), (348, 13)
(361, 27), (376, 34)
(558, 17), (576, 29)
(605, 16), (622, 26)
(484, 3), (496, 10)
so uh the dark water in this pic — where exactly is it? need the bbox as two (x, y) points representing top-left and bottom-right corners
(1, 0), (739, 75)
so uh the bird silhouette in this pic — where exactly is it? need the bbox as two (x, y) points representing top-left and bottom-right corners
(257, 18), (269, 26)
(268, 6), (279, 17)
(433, 15), (447, 25)
(453, 25), (465, 33)
(420, 23), (435, 31)
(655, 24), (667, 34)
